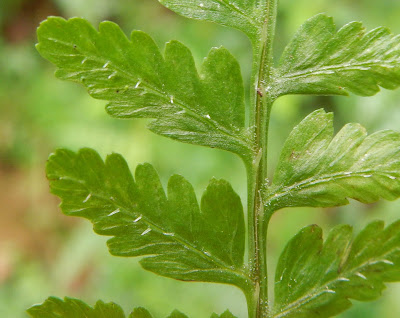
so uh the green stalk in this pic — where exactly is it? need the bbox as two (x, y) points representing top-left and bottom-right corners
(246, 0), (278, 317)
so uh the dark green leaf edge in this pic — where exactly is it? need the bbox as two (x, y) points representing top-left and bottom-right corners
(273, 220), (400, 318)
(46, 148), (250, 291)
(273, 14), (400, 97)
(27, 296), (238, 318)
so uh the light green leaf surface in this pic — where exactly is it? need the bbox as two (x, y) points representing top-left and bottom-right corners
(27, 297), (125, 318)
(158, 0), (261, 39)
(266, 109), (400, 210)
(36, 17), (251, 161)
(273, 220), (400, 318)
(46, 148), (249, 290)
(273, 14), (400, 97)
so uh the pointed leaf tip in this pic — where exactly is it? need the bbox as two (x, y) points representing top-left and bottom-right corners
(167, 310), (189, 318)
(130, 307), (153, 318)
(210, 310), (238, 318)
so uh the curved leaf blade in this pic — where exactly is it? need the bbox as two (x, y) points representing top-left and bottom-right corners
(273, 14), (400, 97)
(46, 148), (249, 290)
(36, 17), (251, 161)
(27, 297), (125, 318)
(273, 221), (400, 318)
(158, 0), (261, 39)
(266, 109), (400, 210)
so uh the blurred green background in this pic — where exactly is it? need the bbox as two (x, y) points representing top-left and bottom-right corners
(1, 0), (400, 317)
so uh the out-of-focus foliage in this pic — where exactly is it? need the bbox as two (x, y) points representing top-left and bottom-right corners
(1, 0), (400, 318)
